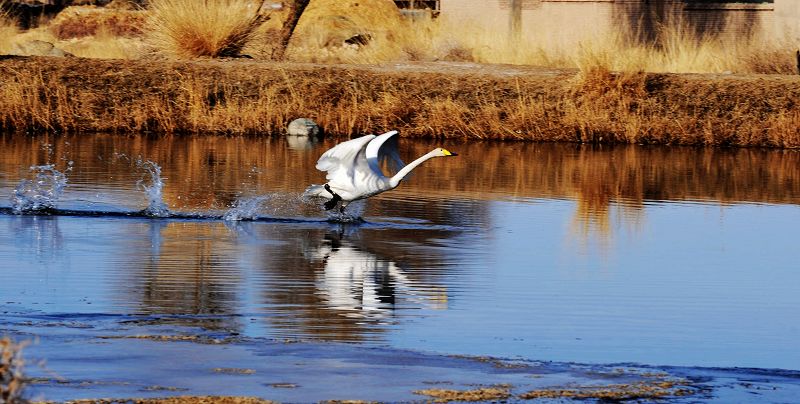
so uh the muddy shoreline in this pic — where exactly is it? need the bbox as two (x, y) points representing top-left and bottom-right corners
(1, 56), (799, 147)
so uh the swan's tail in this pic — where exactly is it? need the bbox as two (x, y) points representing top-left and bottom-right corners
(303, 184), (330, 199)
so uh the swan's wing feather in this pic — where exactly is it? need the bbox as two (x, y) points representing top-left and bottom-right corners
(365, 130), (405, 177)
(316, 135), (375, 183)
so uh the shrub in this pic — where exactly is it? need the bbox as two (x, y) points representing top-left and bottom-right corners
(146, 0), (268, 58)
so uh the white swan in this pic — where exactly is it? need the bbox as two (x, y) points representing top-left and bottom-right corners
(304, 130), (457, 212)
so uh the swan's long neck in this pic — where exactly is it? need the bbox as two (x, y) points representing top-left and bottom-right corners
(389, 150), (440, 188)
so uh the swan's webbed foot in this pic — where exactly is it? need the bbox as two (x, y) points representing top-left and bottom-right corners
(323, 184), (342, 211)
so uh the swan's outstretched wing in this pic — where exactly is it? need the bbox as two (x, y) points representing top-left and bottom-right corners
(365, 130), (405, 178)
(316, 134), (376, 184)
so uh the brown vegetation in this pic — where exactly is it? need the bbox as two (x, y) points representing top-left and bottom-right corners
(0, 56), (799, 147)
(414, 380), (693, 402)
(414, 387), (511, 402)
(146, 0), (268, 59)
(0, 337), (26, 404)
(519, 380), (694, 400)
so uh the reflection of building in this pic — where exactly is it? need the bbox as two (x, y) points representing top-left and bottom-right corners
(437, 1), (796, 48)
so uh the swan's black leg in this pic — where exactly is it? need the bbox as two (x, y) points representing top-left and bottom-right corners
(324, 197), (340, 211)
(323, 184), (341, 211)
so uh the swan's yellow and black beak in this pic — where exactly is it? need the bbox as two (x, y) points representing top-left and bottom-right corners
(442, 149), (458, 157)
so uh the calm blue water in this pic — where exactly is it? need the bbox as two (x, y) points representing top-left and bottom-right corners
(1, 133), (799, 378)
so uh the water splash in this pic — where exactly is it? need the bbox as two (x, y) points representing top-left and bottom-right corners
(223, 195), (271, 221)
(11, 164), (70, 214)
(136, 159), (170, 217)
(325, 200), (366, 223)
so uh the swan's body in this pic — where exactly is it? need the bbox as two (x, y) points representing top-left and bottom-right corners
(304, 130), (457, 212)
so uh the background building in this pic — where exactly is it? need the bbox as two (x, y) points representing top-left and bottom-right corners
(407, 1), (798, 46)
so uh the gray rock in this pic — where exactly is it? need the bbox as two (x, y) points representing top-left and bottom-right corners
(287, 118), (321, 137)
(9, 40), (71, 57)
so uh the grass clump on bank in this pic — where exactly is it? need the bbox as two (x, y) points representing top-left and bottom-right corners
(146, 0), (268, 58)
(1, 337), (26, 403)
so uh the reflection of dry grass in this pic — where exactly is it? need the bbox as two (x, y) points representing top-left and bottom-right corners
(4, 134), (800, 235)
(0, 337), (27, 404)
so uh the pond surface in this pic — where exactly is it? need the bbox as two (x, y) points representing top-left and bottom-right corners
(1, 133), (800, 401)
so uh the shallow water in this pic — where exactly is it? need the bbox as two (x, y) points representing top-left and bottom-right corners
(2, 133), (800, 401)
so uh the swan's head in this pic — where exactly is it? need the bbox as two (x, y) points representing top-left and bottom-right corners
(435, 148), (458, 157)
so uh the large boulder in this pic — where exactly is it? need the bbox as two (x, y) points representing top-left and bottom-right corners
(287, 118), (322, 137)
(294, 0), (402, 48)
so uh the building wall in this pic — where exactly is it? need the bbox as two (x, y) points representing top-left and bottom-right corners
(773, 0), (800, 40)
(439, 0), (617, 51)
(439, 0), (795, 47)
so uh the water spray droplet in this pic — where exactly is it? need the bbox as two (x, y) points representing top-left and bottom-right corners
(223, 195), (271, 221)
(136, 159), (170, 217)
(11, 164), (68, 214)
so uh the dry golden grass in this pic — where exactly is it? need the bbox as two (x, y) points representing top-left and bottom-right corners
(0, 337), (27, 404)
(1, 56), (800, 148)
(146, 0), (268, 58)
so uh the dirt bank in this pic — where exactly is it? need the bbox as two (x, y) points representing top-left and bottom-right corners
(1, 55), (799, 147)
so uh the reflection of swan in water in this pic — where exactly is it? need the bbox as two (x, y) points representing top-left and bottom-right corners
(304, 130), (458, 213)
(310, 229), (445, 319)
